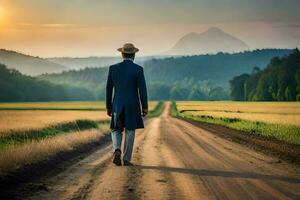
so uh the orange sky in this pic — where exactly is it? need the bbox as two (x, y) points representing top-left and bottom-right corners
(0, 0), (299, 57)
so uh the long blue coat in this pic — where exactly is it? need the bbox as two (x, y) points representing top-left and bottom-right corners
(106, 60), (148, 130)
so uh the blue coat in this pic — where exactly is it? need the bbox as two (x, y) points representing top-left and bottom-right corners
(106, 60), (148, 130)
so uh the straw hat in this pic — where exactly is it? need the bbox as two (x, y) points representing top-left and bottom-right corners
(117, 43), (139, 54)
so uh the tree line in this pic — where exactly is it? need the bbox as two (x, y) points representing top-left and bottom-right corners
(0, 64), (95, 102)
(230, 49), (300, 101)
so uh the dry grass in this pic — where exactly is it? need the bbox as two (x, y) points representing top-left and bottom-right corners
(0, 101), (106, 110)
(0, 110), (109, 134)
(148, 101), (158, 111)
(0, 101), (158, 111)
(177, 101), (300, 126)
(173, 102), (300, 144)
(184, 111), (300, 126)
(0, 101), (158, 135)
(0, 101), (159, 174)
(0, 126), (109, 174)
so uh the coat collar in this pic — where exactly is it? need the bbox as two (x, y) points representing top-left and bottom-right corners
(123, 58), (134, 62)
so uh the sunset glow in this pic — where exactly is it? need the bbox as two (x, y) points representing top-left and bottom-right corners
(0, 5), (5, 23)
(0, 0), (299, 57)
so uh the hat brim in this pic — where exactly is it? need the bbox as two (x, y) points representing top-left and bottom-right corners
(117, 47), (139, 54)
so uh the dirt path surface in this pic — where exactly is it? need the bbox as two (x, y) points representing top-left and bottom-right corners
(28, 102), (300, 200)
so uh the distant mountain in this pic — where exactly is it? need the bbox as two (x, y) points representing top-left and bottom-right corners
(167, 27), (250, 55)
(48, 57), (122, 70)
(0, 49), (68, 76)
(47, 56), (166, 70)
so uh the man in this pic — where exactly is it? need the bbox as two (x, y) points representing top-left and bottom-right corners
(106, 43), (148, 166)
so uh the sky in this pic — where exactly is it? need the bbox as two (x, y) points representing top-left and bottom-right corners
(0, 0), (299, 57)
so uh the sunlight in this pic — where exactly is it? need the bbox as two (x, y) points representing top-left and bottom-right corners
(0, 5), (5, 23)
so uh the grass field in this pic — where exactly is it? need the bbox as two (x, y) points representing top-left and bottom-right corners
(0, 101), (158, 111)
(174, 101), (300, 145)
(0, 110), (109, 134)
(0, 101), (107, 110)
(0, 101), (160, 150)
(0, 127), (110, 173)
(0, 101), (158, 133)
(0, 101), (162, 173)
(177, 101), (300, 126)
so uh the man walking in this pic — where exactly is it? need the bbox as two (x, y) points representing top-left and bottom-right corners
(106, 43), (148, 166)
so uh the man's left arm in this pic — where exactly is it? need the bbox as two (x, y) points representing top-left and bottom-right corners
(137, 68), (148, 116)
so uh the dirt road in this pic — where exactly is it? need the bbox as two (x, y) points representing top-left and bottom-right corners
(29, 102), (300, 200)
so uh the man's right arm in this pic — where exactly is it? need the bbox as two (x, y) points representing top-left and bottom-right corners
(106, 67), (113, 117)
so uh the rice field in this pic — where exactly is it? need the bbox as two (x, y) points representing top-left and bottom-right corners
(177, 101), (300, 126)
(0, 110), (108, 134)
(174, 101), (300, 144)
(0, 101), (158, 111)
(0, 101), (158, 133)
(0, 101), (107, 110)
(0, 101), (160, 173)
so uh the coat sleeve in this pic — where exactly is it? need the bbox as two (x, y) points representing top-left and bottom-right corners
(137, 68), (148, 110)
(106, 66), (113, 110)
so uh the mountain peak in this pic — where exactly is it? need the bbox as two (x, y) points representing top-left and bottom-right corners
(205, 27), (224, 34)
(167, 27), (249, 55)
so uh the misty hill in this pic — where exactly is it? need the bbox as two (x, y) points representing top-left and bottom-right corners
(0, 64), (94, 102)
(48, 57), (122, 70)
(39, 49), (292, 100)
(48, 56), (165, 70)
(0, 49), (68, 76)
(167, 27), (250, 55)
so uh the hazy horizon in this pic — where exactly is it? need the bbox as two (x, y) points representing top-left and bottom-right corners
(0, 0), (300, 57)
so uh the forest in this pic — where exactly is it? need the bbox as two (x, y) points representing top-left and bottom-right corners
(39, 49), (291, 101)
(230, 49), (300, 101)
(0, 64), (95, 102)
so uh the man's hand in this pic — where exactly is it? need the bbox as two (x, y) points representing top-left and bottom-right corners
(107, 109), (112, 117)
(142, 108), (148, 117)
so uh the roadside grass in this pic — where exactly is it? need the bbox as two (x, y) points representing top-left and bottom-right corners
(147, 101), (164, 118)
(0, 110), (109, 133)
(172, 102), (300, 145)
(0, 120), (109, 151)
(0, 128), (109, 174)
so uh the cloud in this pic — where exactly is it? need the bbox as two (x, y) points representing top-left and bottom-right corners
(2, 0), (300, 25)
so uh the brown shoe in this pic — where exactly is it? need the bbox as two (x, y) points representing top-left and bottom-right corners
(113, 149), (122, 166)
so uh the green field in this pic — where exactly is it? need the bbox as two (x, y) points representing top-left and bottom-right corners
(173, 101), (300, 145)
